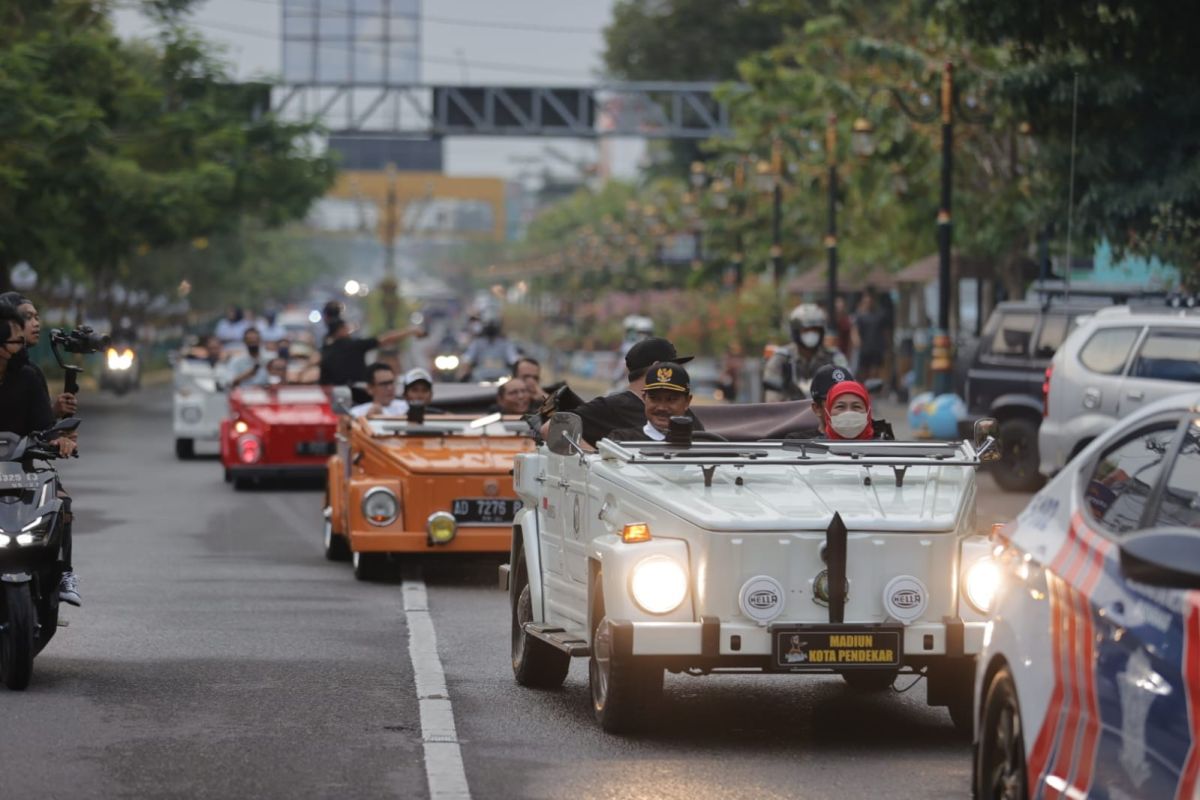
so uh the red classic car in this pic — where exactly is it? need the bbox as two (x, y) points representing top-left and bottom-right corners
(220, 385), (337, 489)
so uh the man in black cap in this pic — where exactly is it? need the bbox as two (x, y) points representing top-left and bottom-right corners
(570, 336), (701, 447)
(606, 362), (694, 442)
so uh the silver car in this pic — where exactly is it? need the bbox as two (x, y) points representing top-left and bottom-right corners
(1039, 305), (1200, 476)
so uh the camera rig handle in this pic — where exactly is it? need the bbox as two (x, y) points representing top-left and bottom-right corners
(49, 332), (83, 395)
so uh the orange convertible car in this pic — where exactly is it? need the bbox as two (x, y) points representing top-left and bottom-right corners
(324, 403), (536, 580)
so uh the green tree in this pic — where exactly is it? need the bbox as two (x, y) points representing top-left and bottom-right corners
(947, 0), (1200, 282)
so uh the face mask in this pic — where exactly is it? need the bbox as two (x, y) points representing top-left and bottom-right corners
(247, 345), (260, 357)
(276, 346), (289, 360)
(799, 331), (821, 349)
(830, 410), (869, 438)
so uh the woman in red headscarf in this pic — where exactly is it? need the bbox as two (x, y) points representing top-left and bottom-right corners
(823, 381), (876, 440)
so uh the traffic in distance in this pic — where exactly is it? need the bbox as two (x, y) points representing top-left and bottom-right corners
(3, 2), (1196, 797)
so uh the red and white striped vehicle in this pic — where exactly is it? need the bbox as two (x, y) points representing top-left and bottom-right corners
(974, 391), (1200, 799)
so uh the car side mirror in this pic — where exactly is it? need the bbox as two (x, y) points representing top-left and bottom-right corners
(666, 415), (693, 446)
(1119, 529), (1200, 589)
(974, 417), (1000, 462)
(546, 412), (583, 456)
(330, 386), (353, 416)
(407, 403), (427, 425)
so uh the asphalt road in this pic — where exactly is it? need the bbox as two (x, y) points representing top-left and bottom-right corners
(0, 387), (1033, 799)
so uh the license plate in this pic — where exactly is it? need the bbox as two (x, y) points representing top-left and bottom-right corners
(771, 626), (902, 671)
(295, 441), (335, 456)
(0, 472), (42, 491)
(451, 498), (522, 525)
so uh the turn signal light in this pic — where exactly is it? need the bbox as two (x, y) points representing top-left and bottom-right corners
(622, 523), (652, 543)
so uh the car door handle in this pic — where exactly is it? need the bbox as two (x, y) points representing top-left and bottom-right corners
(1126, 391), (1144, 401)
(1083, 388), (1101, 409)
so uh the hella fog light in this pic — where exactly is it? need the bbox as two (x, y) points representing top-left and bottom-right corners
(427, 511), (457, 545)
(362, 488), (399, 526)
(964, 559), (1002, 614)
(629, 555), (688, 615)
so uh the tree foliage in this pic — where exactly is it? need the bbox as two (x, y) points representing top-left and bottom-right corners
(947, 0), (1200, 281)
(0, 0), (336, 309)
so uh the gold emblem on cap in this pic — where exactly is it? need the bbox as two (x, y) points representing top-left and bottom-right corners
(656, 366), (673, 383)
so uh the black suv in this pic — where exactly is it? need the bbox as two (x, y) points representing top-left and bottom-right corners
(961, 296), (1111, 491)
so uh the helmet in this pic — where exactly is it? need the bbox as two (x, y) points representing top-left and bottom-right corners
(788, 303), (826, 345)
(623, 315), (654, 338)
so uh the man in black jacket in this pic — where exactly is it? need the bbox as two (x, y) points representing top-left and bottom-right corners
(0, 304), (79, 604)
(569, 337), (702, 447)
(606, 362), (694, 442)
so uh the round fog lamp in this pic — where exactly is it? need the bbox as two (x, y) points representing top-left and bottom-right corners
(427, 511), (457, 545)
(629, 556), (688, 615)
(362, 488), (399, 526)
(964, 559), (1002, 614)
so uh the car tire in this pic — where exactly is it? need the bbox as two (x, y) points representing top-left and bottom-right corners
(352, 551), (388, 582)
(511, 549), (570, 689)
(589, 579), (662, 734)
(175, 438), (195, 460)
(323, 508), (350, 562)
(974, 666), (1027, 800)
(993, 418), (1045, 493)
(841, 669), (898, 692)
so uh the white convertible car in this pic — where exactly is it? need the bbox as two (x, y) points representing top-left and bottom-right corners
(172, 355), (230, 459)
(502, 410), (1000, 733)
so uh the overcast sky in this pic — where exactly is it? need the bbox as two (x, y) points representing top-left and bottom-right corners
(111, 0), (644, 179)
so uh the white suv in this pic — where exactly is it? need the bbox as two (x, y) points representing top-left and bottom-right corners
(1039, 305), (1200, 476)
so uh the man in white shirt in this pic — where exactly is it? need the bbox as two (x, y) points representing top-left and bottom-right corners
(350, 364), (435, 418)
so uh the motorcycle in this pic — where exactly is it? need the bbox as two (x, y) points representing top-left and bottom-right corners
(0, 417), (79, 690)
(99, 342), (139, 395)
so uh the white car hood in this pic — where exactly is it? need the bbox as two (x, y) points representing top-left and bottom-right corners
(595, 460), (971, 533)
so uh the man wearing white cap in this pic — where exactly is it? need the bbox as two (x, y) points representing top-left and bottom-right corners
(350, 363), (434, 418)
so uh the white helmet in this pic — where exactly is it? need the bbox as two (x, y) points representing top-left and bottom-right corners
(624, 315), (654, 336)
(788, 303), (826, 331)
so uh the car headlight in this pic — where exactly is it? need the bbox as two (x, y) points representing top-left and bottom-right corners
(434, 354), (460, 371)
(362, 487), (399, 526)
(427, 511), (457, 545)
(963, 558), (1002, 614)
(0, 533), (9, 547)
(629, 555), (689, 615)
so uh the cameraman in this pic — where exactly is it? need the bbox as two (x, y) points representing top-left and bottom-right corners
(0, 304), (79, 605)
(0, 291), (76, 417)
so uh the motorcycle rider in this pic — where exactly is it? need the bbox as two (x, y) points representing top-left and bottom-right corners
(0, 304), (79, 604)
(457, 314), (520, 382)
(762, 303), (848, 402)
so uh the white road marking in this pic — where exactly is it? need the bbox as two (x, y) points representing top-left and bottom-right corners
(403, 566), (472, 800)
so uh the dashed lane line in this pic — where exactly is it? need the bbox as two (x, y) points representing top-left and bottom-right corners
(403, 566), (472, 800)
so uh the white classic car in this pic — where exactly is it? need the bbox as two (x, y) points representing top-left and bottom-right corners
(502, 412), (1001, 733)
(172, 354), (231, 459)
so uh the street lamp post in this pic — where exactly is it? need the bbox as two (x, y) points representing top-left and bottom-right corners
(853, 61), (988, 395)
(824, 115), (839, 342)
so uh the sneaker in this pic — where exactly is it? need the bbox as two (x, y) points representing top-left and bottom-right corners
(58, 572), (81, 607)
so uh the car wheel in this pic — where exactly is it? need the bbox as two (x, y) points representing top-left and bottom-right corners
(975, 666), (1027, 800)
(175, 438), (195, 460)
(352, 551), (388, 582)
(589, 579), (662, 734)
(841, 669), (898, 692)
(323, 508), (350, 562)
(511, 549), (570, 688)
(993, 418), (1045, 493)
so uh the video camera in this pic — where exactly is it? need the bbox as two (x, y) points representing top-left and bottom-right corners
(51, 326), (110, 355)
(49, 326), (110, 394)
